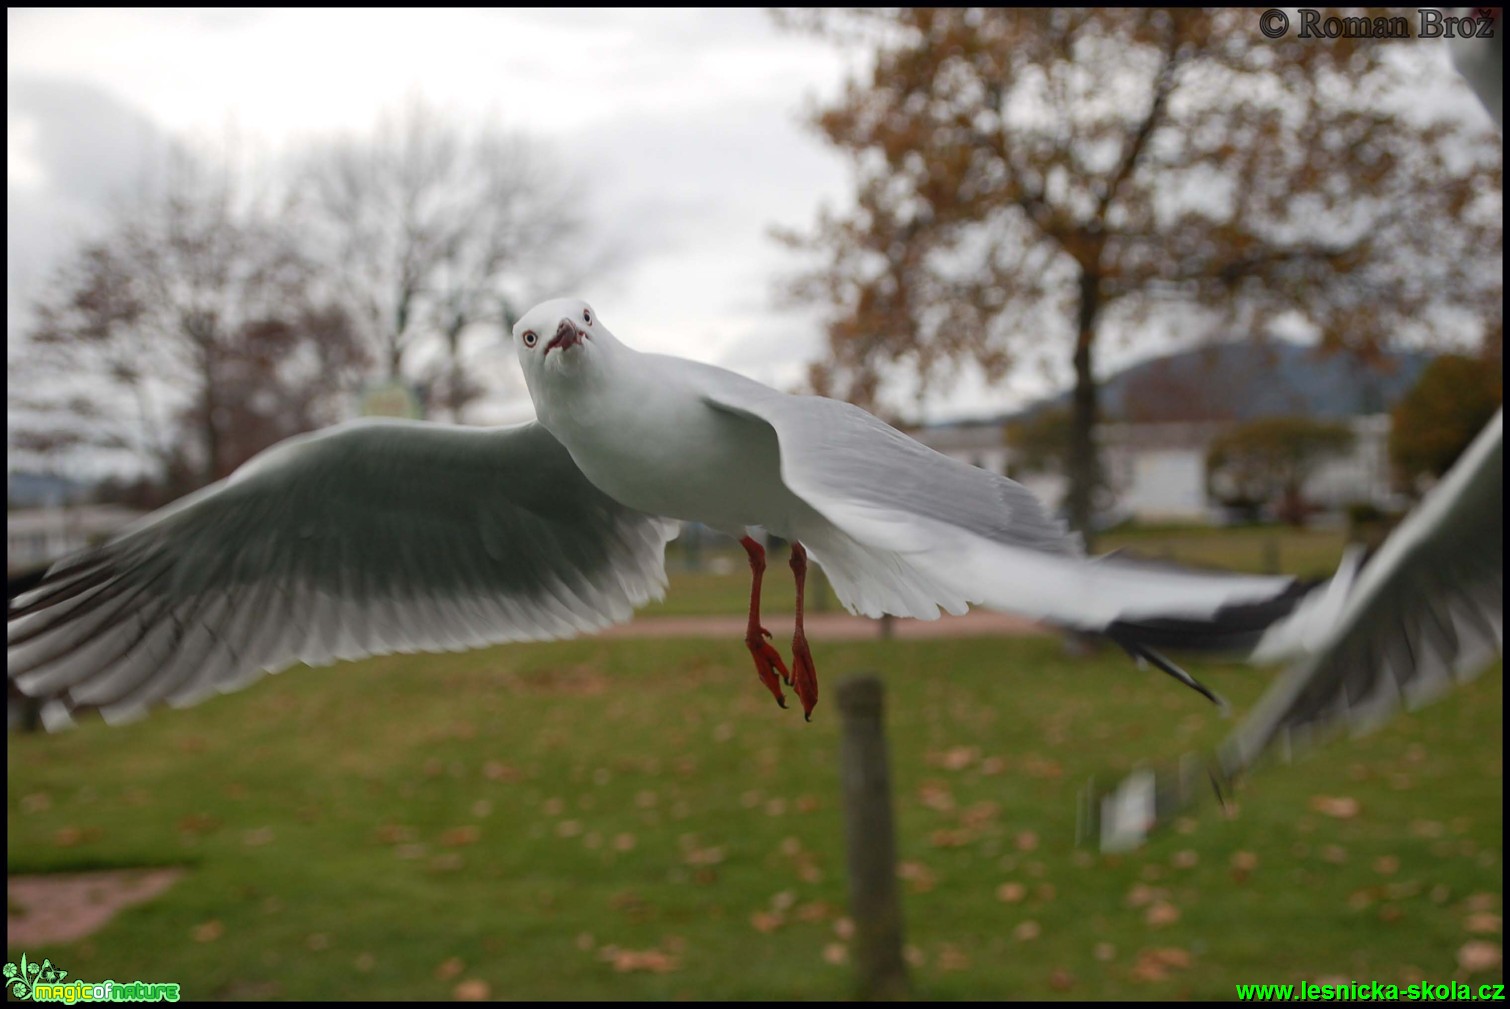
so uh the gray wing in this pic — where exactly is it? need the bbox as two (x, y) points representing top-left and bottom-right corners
(8, 418), (678, 727)
(1090, 413), (1502, 852)
(681, 358), (1296, 638)
(1223, 410), (1502, 773)
(692, 365), (1079, 559)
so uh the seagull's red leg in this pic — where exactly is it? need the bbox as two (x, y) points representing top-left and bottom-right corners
(789, 542), (819, 720)
(740, 535), (790, 709)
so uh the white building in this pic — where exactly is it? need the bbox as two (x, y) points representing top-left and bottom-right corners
(911, 414), (1396, 525)
(7, 505), (145, 576)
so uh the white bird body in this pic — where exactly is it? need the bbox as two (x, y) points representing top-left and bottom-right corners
(534, 344), (800, 539)
(518, 302), (1294, 628)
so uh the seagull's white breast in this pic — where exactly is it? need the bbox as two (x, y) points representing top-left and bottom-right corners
(534, 352), (801, 538)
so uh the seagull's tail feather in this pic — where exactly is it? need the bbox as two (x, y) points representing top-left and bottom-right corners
(1104, 631), (1229, 709)
(799, 509), (1324, 714)
(799, 504), (1311, 649)
(1100, 560), (1320, 656)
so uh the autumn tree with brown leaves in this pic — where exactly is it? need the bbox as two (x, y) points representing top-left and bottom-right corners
(1389, 349), (1504, 492)
(781, 8), (1502, 544)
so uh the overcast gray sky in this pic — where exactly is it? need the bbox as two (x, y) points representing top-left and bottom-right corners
(6, 7), (1111, 434)
(6, 8), (1494, 450)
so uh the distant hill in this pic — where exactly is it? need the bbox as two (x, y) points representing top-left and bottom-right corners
(6, 471), (87, 509)
(1099, 340), (1433, 423)
(922, 340), (1435, 430)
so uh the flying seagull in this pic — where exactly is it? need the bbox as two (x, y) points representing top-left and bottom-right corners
(1089, 15), (1505, 850)
(8, 299), (1309, 729)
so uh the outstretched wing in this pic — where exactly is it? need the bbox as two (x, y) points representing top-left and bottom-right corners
(685, 360), (1297, 634)
(1226, 410), (1503, 772)
(1090, 413), (1503, 852)
(8, 419), (678, 727)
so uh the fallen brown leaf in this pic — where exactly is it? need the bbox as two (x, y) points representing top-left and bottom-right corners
(1457, 941), (1502, 973)
(440, 826), (481, 847)
(1309, 795), (1361, 819)
(1145, 902), (1181, 927)
(605, 948), (681, 974)
(750, 911), (783, 934)
(1464, 913), (1502, 934)
(996, 882), (1026, 904)
(454, 979), (491, 1001)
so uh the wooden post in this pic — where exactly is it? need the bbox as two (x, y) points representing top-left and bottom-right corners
(836, 675), (910, 1001)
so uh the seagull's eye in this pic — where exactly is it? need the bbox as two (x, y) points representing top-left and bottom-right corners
(583, 308), (592, 325)
(522, 331), (538, 348)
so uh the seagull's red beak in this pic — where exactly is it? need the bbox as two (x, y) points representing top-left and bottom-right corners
(545, 319), (586, 355)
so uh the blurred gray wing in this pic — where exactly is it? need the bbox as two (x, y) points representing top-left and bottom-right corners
(1090, 413), (1502, 852)
(8, 419), (678, 726)
(1224, 410), (1502, 773)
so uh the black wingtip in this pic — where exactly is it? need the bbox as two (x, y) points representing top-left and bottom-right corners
(1107, 630), (1229, 710)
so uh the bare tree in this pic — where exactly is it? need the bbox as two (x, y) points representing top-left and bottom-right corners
(299, 100), (590, 420)
(780, 8), (1503, 544)
(13, 151), (368, 491)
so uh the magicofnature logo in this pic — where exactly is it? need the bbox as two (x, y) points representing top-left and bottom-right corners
(6, 953), (65, 1000)
(4, 954), (180, 1003)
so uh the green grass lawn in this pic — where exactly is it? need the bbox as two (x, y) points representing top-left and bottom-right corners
(1099, 525), (1349, 580)
(7, 635), (1501, 1000)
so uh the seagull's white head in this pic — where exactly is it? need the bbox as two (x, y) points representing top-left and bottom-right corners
(513, 297), (613, 389)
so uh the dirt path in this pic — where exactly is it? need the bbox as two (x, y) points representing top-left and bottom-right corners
(601, 609), (1045, 640)
(8, 868), (185, 948)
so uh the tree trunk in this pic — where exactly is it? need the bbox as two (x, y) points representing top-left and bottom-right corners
(389, 293), (411, 382)
(195, 334), (223, 486)
(1067, 268), (1103, 550)
(445, 321), (465, 422)
(200, 379), (222, 485)
(386, 338), (403, 383)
